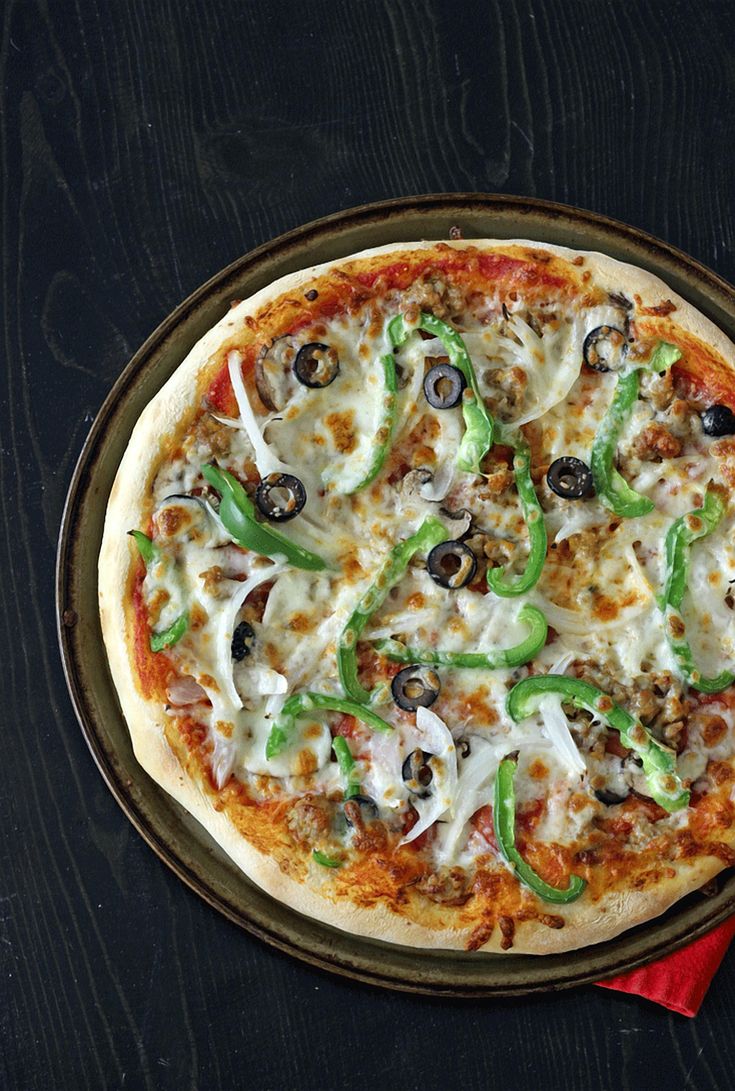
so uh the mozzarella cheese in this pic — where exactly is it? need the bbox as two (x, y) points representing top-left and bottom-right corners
(140, 278), (735, 869)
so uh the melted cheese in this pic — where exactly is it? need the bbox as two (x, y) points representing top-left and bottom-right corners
(139, 278), (735, 867)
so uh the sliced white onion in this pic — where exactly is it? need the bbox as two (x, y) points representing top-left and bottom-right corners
(622, 542), (656, 600)
(361, 729), (406, 812)
(394, 344), (426, 434)
(265, 691), (288, 720)
(215, 561), (287, 709)
(227, 350), (292, 477)
(400, 707), (458, 845)
(436, 737), (500, 864)
(537, 695), (586, 777)
(506, 313), (544, 361)
(548, 649), (575, 675)
(237, 666), (287, 697)
(412, 335), (444, 356)
(210, 411), (242, 429)
(552, 505), (609, 544)
(532, 593), (649, 636)
(509, 319), (584, 427)
(200, 498), (237, 547)
(365, 608), (437, 642)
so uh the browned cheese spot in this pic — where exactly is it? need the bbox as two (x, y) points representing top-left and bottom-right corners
(325, 410), (357, 454)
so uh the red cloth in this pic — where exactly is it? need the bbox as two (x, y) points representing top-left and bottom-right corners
(595, 917), (735, 1016)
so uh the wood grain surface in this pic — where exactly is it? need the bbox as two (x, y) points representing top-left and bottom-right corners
(4, 0), (735, 1087)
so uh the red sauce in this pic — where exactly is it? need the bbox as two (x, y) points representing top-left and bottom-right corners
(470, 804), (498, 850)
(516, 797), (545, 833)
(330, 713), (359, 739)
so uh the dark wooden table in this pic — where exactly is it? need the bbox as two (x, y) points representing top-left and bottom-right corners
(4, 0), (735, 1086)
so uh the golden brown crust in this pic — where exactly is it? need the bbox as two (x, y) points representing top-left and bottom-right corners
(99, 239), (735, 953)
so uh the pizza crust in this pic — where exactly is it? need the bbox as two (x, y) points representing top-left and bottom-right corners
(99, 239), (735, 954)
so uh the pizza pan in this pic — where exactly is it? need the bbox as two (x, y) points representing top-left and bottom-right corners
(57, 194), (735, 996)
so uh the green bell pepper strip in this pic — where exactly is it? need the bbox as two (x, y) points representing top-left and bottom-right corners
(660, 487), (735, 693)
(486, 435), (547, 597)
(128, 529), (160, 566)
(201, 464), (327, 571)
(387, 312), (494, 474)
(590, 343), (681, 519)
(150, 613), (190, 652)
(325, 353), (397, 494)
(337, 516), (449, 704)
(129, 530), (189, 652)
(507, 674), (690, 812)
(312, 850), (343, 869)
(647, 341), (682, 373)
(332, 736), (361, 799)
(494, 757), (586, 904)
(590, 370), (654, 518)
(266, 693), (393, 760)
(373, 603), (548, 670)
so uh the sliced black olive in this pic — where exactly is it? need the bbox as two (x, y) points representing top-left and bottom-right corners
(161, 492), (204, 504)
(701, 404), (735, 437)
(401, 748), (434, 798)
(456, 737), (471, 759)
(594, 786), (630, 805)
(391, 666), (441, 711)
(293, 342), (340, 388)
(344, 794), (379, 826)
(426, 540), (477, 589)
(423, 362), (466, 409)
(583, 325), (627, 372)
(546, 456), (595, 500)
(231, 621), (256, 662)
(255, 473), (306, 522)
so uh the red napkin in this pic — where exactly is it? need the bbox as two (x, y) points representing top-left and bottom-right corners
(595, 917), (735, 1016)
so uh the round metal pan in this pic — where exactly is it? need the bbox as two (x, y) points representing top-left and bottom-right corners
(56, 194), (735, 996)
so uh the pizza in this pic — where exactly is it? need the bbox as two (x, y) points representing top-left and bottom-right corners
(99, 239), (735, 954)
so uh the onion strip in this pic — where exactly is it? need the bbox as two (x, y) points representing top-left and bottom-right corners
(227, 350), (292, 477)
(400, 707), (458, 845)
(216, 561), (287, 709)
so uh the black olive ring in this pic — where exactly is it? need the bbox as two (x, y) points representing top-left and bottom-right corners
(423, 362), (466, 409)
(231, 620), (256, 662)
(401, 748), (434, 797)
(293, 342), (340, 388)
(426, 540), (478, 589)
(255, 473), (307, 522)
(701, 404), (735, 437)
(391, 666), (441, 711)
(546, 456), (595, 500)
(582, 325), (627, 372)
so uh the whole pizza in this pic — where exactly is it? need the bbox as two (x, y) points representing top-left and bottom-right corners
(99, 239), (735, 953)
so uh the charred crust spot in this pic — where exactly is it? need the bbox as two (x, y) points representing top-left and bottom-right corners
(538, 913), (565, 930)
(641, 299), (677, 317)
(498, 915), (516, 950)
(466, 919), (494, 951)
